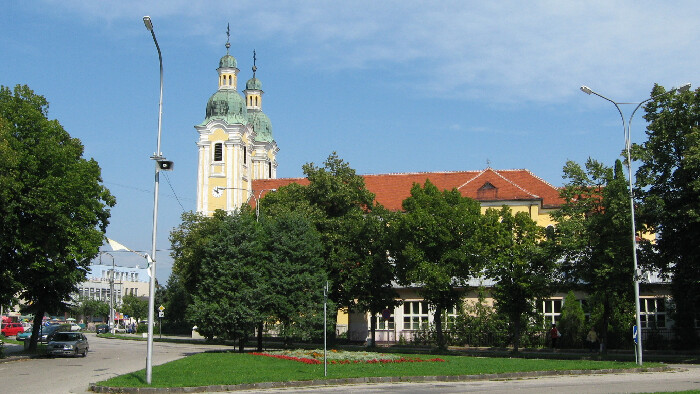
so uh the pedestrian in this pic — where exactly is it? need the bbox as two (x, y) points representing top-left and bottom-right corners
(550, 323), (561, 349)
(586, 327), (598, 352)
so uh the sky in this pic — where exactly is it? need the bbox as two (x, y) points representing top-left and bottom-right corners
(2, 1), (698, 284)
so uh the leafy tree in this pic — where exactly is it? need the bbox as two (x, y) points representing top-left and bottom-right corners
(452, 288), (507, 347)
(187, 209), (264, 350)
(262, 153), (389, 342)
(344, 206), (401, 347)
(483, 206), (556, 352)
(72, 297), (109, 323)
(0, 85), (114, 350)
(300, 152), (377, 310)
(259, 210), (328, 345)
(120, 294), (149, 323)
(558, 291), (586, 348)
(392, 180), (486, 348)
(170, 210), (227, 294)
(633, 85), (700, 347)
(162, 273), (191, 333)
(552, 159), (634, 352)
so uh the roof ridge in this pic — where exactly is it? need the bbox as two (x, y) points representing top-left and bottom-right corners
(457, 168), (540, 198)
(456, 169), (488, 189)
(359, 170), (481, 177)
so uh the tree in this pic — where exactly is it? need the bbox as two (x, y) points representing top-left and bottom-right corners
(262, 153), (387, 342)
(0, 85), (114, 351)
(72, 297), (109, 323)
(344, 206), (401, 347)
(259, 210), (328, 345)
(558, 290), (586, 348)
(392, 180), (486, 348)
(187, 209), (264, 350)
(483, 206), (556, 352)
(120, 294), (149, 323)
(552, 159), (634, 351)
(633, 85), (700, 347)
(162, 273), (191, 334)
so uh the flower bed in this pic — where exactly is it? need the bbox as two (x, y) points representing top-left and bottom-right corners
(250, 349), (445, 364)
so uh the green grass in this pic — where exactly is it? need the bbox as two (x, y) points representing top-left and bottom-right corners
(98, 351), (653, 388)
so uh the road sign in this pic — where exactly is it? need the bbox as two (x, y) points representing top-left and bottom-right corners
(158, 311), (164, 318)
(633, 325), (638, 344)
(158, 305), (165, 312)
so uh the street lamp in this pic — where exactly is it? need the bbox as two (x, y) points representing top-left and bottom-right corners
(580, 82), (691, 365)
(99, 252), (115, 334)
(212, 187), (277, 221)
(143, 15), (169, 385)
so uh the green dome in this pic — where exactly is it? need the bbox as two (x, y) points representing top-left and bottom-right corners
(219, 54), (237, 69)
(246, 77), (262, 90)
(249, 111), (273, 142)
(202, 89), (248, 125)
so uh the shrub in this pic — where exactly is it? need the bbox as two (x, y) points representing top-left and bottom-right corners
(559, 291), (585, 348)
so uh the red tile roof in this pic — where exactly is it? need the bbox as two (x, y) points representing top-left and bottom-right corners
(252, 168), (564, 211)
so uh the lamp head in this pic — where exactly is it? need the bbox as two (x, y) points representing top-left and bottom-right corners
(143, 16), (153, 31)
(580, 85), (593, 95)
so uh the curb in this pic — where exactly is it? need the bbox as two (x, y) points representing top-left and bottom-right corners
(89, 366), (673, 393)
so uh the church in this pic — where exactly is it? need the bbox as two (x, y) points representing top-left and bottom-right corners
(194, 41), (672, 344)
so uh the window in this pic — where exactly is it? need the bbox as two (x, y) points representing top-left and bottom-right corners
(268, 162), (272, 178)
(403, 301), (429, 330)
(443, 305), (459, 330)
(541, 299), (562, 326)
(243, 146), (247, 164)
(372, 313), (395, 330)
(214, 143), (223, 162)
(640, 298), (667, 328)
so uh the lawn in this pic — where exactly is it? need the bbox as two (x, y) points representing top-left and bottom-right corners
(98, 351), (650, 388)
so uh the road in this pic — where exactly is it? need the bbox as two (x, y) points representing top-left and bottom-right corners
(240, 366), (700, 393)
(0, 334), (231, 393)
(1, 336), (698, 393)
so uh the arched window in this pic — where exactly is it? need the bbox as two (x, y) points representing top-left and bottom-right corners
(243, 146), (247, 164)
(268, 162), (272, 178)
(214, 143), (223, 162)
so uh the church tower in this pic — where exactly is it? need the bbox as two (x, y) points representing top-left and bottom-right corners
(195, 31), (278, 215)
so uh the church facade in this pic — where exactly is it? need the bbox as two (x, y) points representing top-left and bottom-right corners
(195, 40), (278, 216)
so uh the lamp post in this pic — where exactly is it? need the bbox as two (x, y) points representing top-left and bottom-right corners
(143, 15), (165, 385)
(100, 252), (115, 334)
(580, 82), (691, 365)
(212, 187), (277, 221)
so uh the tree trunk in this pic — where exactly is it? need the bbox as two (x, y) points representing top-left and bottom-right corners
(238, 337), (245, 353)
(28, 309), (45, 352)
(512, 313), (521, 353)
(434, 304), (444, 349)
(369, 311), (376, 347)
(601, 294), (610, 354)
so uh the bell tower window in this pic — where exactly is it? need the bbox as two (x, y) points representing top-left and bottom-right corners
(213, 143), (223, 162)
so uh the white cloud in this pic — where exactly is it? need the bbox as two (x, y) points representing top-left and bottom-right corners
(42, 1), (699, 103)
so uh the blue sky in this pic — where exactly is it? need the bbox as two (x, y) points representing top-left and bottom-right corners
(2, 1), (697, 284)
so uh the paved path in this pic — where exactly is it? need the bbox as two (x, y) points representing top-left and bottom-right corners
(0, 334), (231, 393)
(236, 365), (700, 393)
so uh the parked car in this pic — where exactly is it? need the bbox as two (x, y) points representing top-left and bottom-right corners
(1, 322), (24, 337)
(69, 323), (81, 331)
(16, 326), (35, 341)
(46, 332), (89, 357)
(38, 324), (68, 343)
(95, 324), (110, 334)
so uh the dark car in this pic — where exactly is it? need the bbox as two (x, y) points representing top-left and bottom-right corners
(38, 324), (67, 343)
(95, 324), (110, 334)
(46, 332), (89, 357)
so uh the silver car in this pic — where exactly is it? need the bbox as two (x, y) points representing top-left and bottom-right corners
(46, 332), (89, 357)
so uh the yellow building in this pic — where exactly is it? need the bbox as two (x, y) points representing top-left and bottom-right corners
(195, 40), (278, 216)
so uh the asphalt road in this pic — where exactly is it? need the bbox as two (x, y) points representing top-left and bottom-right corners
(0, 333), (231, 393)
(1, 336), (698, 393)
(240, 366), (700, 393)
